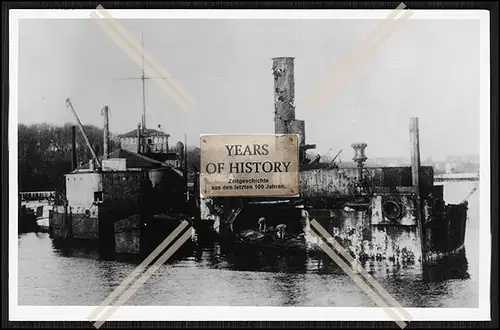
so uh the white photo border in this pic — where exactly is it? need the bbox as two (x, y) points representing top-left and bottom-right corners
(8, 8), (491, 322)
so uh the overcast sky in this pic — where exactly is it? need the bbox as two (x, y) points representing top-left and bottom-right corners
(16, 17), (480, 160)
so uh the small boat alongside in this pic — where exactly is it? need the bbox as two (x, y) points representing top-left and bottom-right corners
(235, 228), (311, 252)
(217, 202), (317, 254)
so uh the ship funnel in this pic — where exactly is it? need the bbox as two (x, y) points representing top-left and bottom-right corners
(272, 57), (311, 161)
(272, 57), (296, 134)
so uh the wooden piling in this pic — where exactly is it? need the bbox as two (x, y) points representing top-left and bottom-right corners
(410, 118), (421, 193)
(409, 117), (426, 261)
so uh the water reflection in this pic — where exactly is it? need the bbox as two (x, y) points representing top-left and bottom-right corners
(18, 181), (479, 307)
(50, 235), (195, 265)
(52, 237), (104, 260)
(45, 234), (471, 283)
(422, 248), (470, 282)
(18, 231), (477, 307)
(269, 272), (308, 306)
(219, 244), (311, 273)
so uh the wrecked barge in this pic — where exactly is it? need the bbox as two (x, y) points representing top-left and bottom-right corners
(50, 100), (189, 256)
(198, 57), (469, 265)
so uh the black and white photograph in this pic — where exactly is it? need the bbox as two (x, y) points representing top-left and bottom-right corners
(8, 6), (491, 325)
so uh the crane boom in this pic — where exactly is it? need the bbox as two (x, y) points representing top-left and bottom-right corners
(65, 98), (101, 168)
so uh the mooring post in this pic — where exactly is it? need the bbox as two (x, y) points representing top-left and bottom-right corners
(71, 126), (77, 171)
(409, 117), (426, 261)
(102, 106), (110, 160)
(410, 118), (421, 194)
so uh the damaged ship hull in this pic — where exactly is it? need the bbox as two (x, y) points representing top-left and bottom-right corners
(50, 161), (188, 256)
(199, 164), (469, 266)
(197, 56), (469, 269)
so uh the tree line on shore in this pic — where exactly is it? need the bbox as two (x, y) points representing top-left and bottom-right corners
(18, 123), (201, 193)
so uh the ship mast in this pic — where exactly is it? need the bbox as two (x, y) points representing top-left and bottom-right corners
(141, 29), (146, 130)
(114, 28), (167, 131)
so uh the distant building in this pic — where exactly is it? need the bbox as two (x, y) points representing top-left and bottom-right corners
(365, 157), (409, 167)
(118, 127), (183, 169)
(462, 154), (480, 164)
(119, 127), (170, 154)
(434, 162), (445, 173)
(445, 162), (458, 174)
(445, 155), (462, 163)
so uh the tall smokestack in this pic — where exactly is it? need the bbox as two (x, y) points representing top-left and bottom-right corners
(71, 126), (77, 170)
(102, 106), (109, 159)
(272, 57), (296, 134)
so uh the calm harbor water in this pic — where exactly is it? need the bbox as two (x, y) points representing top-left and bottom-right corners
(18, 181), (480, 308)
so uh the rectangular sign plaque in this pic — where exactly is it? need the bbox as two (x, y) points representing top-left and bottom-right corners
(200, 134), (300, 197)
